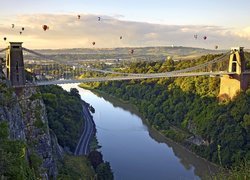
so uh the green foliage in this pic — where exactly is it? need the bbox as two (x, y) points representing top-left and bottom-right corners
(58, 155), (95, 180)
(0, 121), (9, 139)
(28, 151), (43, 177)
(213, 160), (250, 180)
(0, 83), (14, 107)
(0, 122), (36, 179)
(88, 150), (104, 169)
(96, 162), (114, 180)
(40, 85), (113, 179)
(39, 85), (84, 152)
(69, 88), (80, 99)
(34, 118), (44, 129)
(87, 151), (114, 180)
(88, 54), (250, 168)
(30, 93), (42, 101)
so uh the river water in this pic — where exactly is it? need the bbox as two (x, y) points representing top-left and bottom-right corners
(61, 84), (218, 180)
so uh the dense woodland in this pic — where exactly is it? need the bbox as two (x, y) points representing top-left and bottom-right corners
(40, 85), (113, 179)
(39, 85), (84, 152)
(0, 84), (113, 179)
(81, 53), (250, 171)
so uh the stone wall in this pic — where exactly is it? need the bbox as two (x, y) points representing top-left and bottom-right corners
(219, 74), (250, 99)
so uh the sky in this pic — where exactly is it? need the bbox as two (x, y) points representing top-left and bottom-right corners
(0, 0), (250, 49)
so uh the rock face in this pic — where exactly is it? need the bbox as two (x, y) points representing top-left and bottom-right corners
(0, 70), (25, 140)
(18, 87), (58, 179)
(0, 69), (62, 179)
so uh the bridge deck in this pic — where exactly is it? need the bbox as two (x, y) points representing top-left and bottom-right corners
(33, 71), (236, 86)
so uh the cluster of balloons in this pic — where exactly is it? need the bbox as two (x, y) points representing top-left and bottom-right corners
(193, 34), (218, 49)
(3, 14), (219, 53)
(194, 34), (207, 40)
(2, 14), (133, 53)
(3, 23), (50, 41)
(76, 15), (124, 48)
(3, 24), (25, 41)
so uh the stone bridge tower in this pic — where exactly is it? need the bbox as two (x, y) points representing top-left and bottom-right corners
(6, 42), (26, 86)
(219, 47), (249, 99)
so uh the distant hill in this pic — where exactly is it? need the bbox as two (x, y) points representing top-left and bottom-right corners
(22, 46), (226, 62)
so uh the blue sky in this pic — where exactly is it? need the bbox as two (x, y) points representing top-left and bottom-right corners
(1, 0), (250, 49)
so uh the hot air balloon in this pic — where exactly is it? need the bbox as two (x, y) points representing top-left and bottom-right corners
(3, 37), (7, 41)
(92, 42), (96, 45)
(12, 24), (14, 28)
(77, 15), (81, 19)
(42, 25), (49, 31)
(130, 49), (134, 54)
(120, 36), (122, 40)
(203, 36), (207, 40)
(22, 27), (24, 31)
(98, 17), (101, 21)
(215, 45), (218, 49)
(19, 31), (22, 35)
(194, 34), (198, 39)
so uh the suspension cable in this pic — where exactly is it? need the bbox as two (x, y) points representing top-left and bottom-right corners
(22, 47), (231, 77)
(0, 48), (8, 53)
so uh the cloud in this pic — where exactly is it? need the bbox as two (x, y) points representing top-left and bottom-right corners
(234, 27), (250, 40)
(0, 14), (250, 49)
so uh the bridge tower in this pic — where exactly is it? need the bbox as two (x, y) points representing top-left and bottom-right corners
(219, 47), (249, 99)
(6, 42), (26, 86)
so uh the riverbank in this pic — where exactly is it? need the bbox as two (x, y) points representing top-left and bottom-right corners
(58, 84), (114, 179)
(78, 83), (221, 173)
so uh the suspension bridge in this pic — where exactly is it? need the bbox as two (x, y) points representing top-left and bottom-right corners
(0, 42), (250, 98)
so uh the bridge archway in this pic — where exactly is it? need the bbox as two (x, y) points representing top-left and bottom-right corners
(219, 47), (249, 99)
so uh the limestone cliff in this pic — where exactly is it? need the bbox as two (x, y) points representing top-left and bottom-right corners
(0, 70), (25, 140)
(0, 69), (62, 179)
(18, 87), (58, 179)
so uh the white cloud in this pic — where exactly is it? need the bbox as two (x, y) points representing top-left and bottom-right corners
(0, 14), (250, 49)
(234, 27), (250, 40)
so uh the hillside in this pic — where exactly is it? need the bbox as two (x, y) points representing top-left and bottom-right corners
(80, 53), (250, 169)
(0, 69), (113, 179)
(21, 46), (226, 62)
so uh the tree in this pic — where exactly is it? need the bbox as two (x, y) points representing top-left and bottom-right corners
(88, 151), (104, 169)
(70, 88), (80, 99)
(96, 162), (113, 180)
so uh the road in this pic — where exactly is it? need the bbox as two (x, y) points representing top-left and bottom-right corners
(74, 104), (95, 155)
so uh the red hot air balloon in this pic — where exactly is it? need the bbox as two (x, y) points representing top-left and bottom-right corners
(42, 25), (49, 31)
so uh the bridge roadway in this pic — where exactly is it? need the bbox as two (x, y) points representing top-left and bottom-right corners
(37, 71), (237, 86)
(74, 104), (94, 155)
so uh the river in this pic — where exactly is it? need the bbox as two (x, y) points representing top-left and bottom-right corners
(61, 84), (218, 180)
